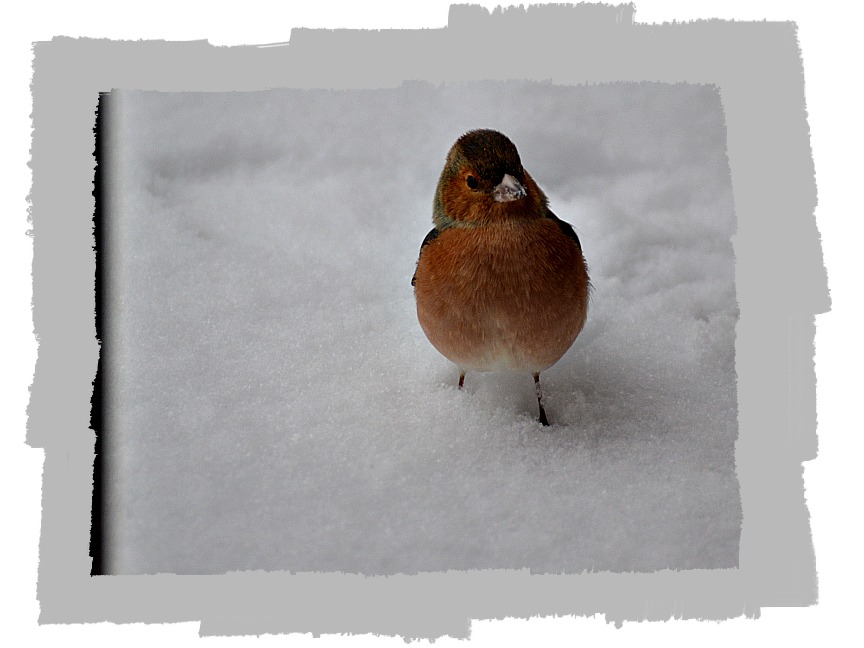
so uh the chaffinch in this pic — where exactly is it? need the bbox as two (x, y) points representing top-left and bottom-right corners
(412, 129), (590, 426)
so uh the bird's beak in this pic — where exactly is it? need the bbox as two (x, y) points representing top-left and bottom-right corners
(492, 174), (527, 203)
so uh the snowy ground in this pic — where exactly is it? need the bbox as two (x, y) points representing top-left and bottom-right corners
(104, 81), (740, 575)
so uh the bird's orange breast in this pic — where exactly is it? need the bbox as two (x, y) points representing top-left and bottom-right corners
(413, 219), (589, 373)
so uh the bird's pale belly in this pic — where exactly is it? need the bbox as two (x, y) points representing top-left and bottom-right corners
(414, 222), (589, 374)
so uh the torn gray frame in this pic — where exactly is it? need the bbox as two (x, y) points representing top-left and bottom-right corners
(29, 3), (828, 638)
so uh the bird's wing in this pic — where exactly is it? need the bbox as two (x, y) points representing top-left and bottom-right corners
(411, 227), (440, 286)
(546, 209), (582, 251)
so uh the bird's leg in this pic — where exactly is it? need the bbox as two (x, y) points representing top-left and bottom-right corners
(458, 370), (465, 389)
(533, 373), (550, 426)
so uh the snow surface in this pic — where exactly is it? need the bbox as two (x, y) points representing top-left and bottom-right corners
(104, 81), (740, 575)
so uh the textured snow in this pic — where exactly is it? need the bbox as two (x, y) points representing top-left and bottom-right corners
(104, 81), (741, 575)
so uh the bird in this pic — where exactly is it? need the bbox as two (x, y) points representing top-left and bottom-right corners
(412, 129), (590, 426)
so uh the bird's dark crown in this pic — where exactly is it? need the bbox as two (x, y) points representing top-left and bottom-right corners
(450, 129), (524, 184)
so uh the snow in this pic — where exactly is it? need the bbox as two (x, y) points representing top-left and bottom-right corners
(104, 81), (740, 575)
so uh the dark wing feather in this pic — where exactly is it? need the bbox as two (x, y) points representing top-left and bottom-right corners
(546, 210), (582, 251)
(411, 228), (440, 286)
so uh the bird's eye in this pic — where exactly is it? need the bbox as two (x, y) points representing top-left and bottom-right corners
(466, 175), (479, 190)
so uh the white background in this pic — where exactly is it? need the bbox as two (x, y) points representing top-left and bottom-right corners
(1, 1), (860, 646)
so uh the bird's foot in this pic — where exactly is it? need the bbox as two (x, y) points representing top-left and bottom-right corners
(533, 373), (551, 427)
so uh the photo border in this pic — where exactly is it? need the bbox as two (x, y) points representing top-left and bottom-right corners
(29, 3), (827, 638)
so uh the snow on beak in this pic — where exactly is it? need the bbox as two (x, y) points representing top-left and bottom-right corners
(492, 174), (527, 203)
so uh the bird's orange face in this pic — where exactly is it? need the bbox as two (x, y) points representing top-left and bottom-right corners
(433, 130), (549, 229)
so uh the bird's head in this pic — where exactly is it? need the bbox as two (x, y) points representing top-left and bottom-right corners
(433, 129), (548, 230)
